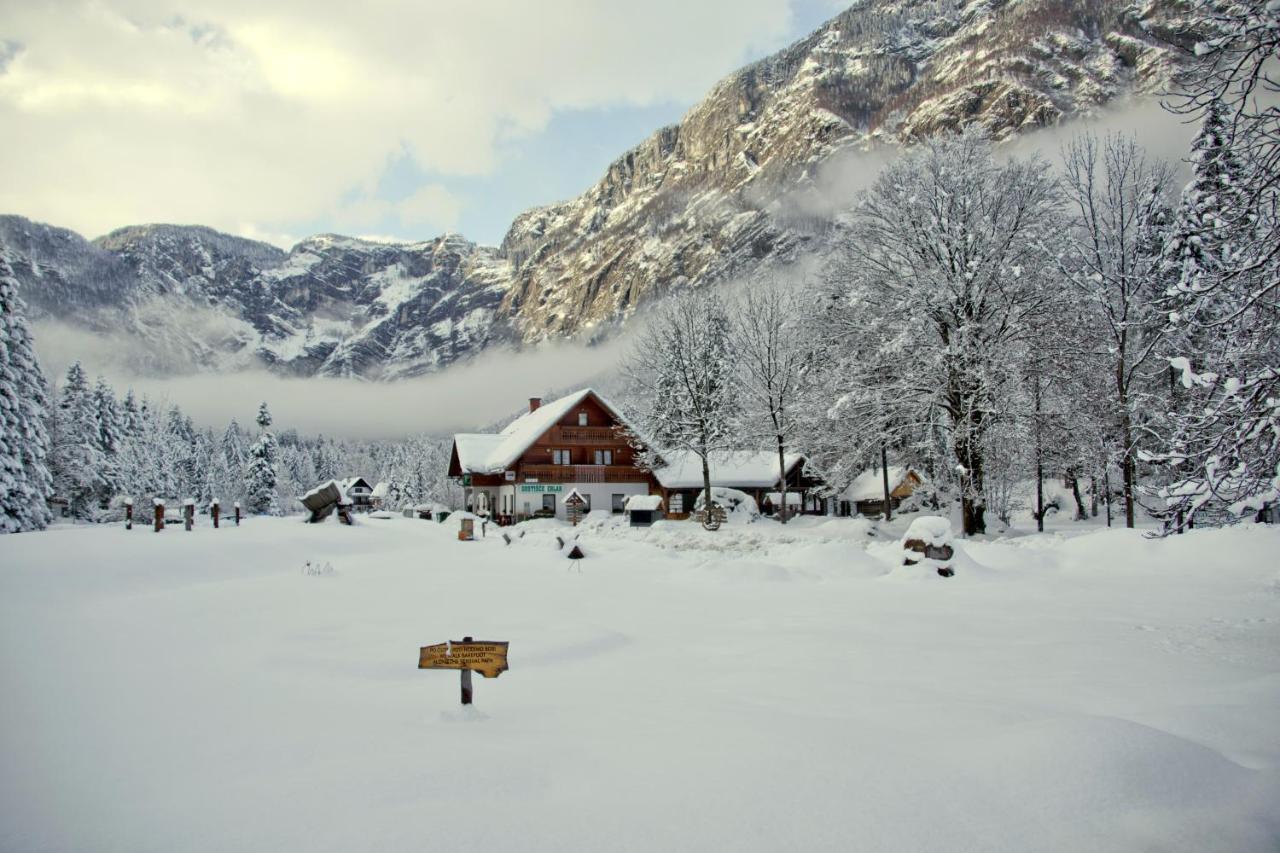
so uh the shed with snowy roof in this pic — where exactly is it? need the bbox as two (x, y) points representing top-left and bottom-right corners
(623, 494), (664, 527)
(838, 467), (923, 517)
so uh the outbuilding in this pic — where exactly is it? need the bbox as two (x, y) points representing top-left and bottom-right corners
(624, 494), (664, 527)
(838, 467), (924, 517)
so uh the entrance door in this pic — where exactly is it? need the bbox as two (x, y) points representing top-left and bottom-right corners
(542, 493), (556, 515)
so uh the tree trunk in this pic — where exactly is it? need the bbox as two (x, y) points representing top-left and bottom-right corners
(776, 435), (789, 524)
(700, 453), (716, 531)
(955, 433), (986, 537)
(1090, 475), (1099, 517)
(1033, 375), (1044, 533)
(1120, 408), (1137, 528)
(1116, 342), (1136, 529)
(1103, 468), (1113, 527)
(1068, 475), (1087, 521)
(881, 442), (892, 523)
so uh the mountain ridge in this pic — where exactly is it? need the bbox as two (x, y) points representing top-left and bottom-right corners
(1, 0), (1192, 379)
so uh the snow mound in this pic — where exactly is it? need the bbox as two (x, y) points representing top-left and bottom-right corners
(694, 487), (760, 523)
(902, 515), (953, 547)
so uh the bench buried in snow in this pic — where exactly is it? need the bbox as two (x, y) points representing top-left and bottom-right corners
(901, 515), (956, 577)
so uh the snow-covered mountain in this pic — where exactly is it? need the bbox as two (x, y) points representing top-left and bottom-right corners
(1, 0), (1190, 379)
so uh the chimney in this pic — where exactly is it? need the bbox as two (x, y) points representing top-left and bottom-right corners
(529, 397), (542, 413)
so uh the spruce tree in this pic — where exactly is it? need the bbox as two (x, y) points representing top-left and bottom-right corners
(245, 402), (280, 515)
(91, 376), (123, 503)
(0, 256), (55, 533)
(50, 361), (103, 518)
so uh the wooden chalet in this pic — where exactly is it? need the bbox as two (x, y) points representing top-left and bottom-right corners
(448, 390), (656, 525)
(338, 477), (375, 512)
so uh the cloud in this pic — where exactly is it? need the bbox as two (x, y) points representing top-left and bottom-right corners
(0, 0), (798, 242)
(772, 97), (1202, 224)
(31, 318), (639, 438)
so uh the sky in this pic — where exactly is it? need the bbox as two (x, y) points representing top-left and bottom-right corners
(0, 0), (847, 249)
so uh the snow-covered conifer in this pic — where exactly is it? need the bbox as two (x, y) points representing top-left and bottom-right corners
(245, 402), (280, 515)
(50, 362), (104, 518)
(0, 256), (54, 532)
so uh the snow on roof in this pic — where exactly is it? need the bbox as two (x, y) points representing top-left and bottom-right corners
(371, 482), (389, 498)
(303, 479), (342, 501)
(565, 488), (587, 503)
(653, 450), (804, 490)
(842, 467), (915, 502)
(452, 434), (506, 473)
(452, 388), (644, 474)
(625, 494), (663, 512)
(763, 491), (803, 505)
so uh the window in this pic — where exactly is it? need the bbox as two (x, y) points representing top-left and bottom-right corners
(580, 493), (591, 512)
(578, 412), (588, 426)
(542, 493), (556, 513)
(611, 494), (625, 514)
(593, 449), (613, 465)
(552, 449), (571, 465)
(670, 493), (684, 513)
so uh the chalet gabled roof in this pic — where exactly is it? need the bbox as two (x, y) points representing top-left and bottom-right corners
(451, 388), (645, 475)
(653, 450), (806, 490)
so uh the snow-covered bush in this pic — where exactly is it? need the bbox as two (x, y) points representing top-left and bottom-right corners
(694, 487), (760, 524)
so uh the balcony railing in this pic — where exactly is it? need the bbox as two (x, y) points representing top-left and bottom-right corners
(551, 426), (625, 444)
(520, 464), (648, 484)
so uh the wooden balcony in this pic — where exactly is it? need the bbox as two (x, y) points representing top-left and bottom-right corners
(549, 426), (627, 445)
(520, 464), (649, 484)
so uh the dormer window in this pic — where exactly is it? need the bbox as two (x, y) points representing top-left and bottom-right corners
(578, 412), (588, 426)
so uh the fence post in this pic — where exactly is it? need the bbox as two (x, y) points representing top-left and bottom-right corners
(153, 500), (164, 532)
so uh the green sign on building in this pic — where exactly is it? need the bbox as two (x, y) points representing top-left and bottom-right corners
(519, 484), (563, 494)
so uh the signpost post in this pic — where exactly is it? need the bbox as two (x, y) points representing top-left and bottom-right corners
(418, 636), (509, 706)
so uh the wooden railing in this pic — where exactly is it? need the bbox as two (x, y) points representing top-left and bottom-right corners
(519, 464), (649, 484)
(551, 426), (624, 444)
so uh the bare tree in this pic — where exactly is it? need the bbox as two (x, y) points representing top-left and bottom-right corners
(730, 280), (814, 522)
(626, 290), (738, 529)
(1057, 133), (1174, 529)
(823, 129), (1061, 535)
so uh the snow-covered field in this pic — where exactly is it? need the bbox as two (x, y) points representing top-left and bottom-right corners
(2, 514), (1279, 852)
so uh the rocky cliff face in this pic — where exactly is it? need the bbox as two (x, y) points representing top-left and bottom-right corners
(498, 0), (1188, 341)
(1, 0), (1189, 379)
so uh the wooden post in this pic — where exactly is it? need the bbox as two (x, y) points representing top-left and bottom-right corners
(125, 499), (133, 531)
(460, 636), (474, 705)
(211, 500), (220, 529)
(184, 500), (194, 532)
(234, 502), (241, 526)
(154, 501), (164, 532)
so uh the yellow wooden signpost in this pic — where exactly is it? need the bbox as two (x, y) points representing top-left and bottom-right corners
(418, 636), (509, 705)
